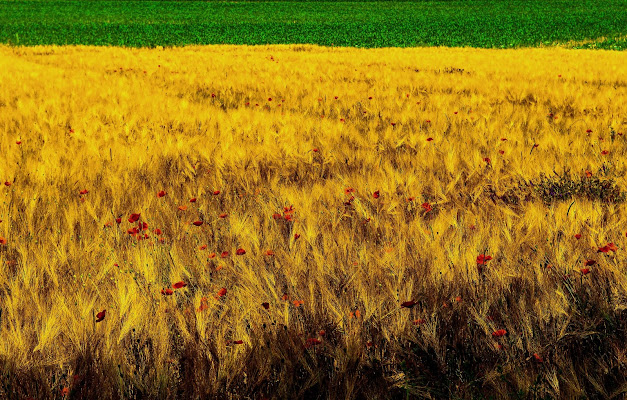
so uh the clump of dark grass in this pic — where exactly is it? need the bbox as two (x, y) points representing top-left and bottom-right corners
(533, 170), (625, 205)
(486, 170), (626, 207)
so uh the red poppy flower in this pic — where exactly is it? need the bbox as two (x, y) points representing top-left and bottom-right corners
(128, 213), (140, 223)
(16, 141), (21, 145)
(455, 296), (462, 303)
(313, 148), (319, 152)
(80, 189), (88, 195)
(598, 245), (610, 253)
(217, 288), (227, 297)
(533, 144), (539, 148)
(492, 329), (507, 337)
(533, 353), (543, 362)
(189, 198), (197, 203)
(208, 252), (216, 258)
(305, 338), (322, 348)
(213, 190), (220, 195)
(584, 259), (596, 266)
(116, 218), (122, 224)
(282, 293), (289, 301)
(233, 340), (244, 345)
(580, 268), (591, 275)
(157, 190), (166, 197)
(219, 213), (228, 218)
(426, 137), (433, 142)
(477, 254), (493, 265)
(413, 318), (426, 325)
(421, 202), (432, 212)
(373, 190), (380, 199)
(198, 298), (209, 312)
(161, 288), (173, 295)
(483, 157), (491, 164)
(127, 227), (139, 235)
(293, 300), (304, 307)
(154, 228), (162, 235)
(586, 129), (592, 133)
(236, 248), (246, 255)
(401, 300), (418, 308)
(221, 251), (229, 258)
(350, 309), (362, 319)
(407, 197), (414, 202)
(607, 243), (618, 252)
(368, 96), (373, 100)
(601, 150), (609, 155)
(500, 138), (507, 141)
(344, 187), (355, 194)
(498, 150), (505, 155)
(574, 234), (581, 239)
(96, 310), (106, 323)
(4, 182), (11, 186)
(294, 234), (300, 240)
(585, 170), (592, 178)
(172, 281), (187, 289)
(193, 221), (203, 226)
(140, 222), (148, 230)
(262, 302), (270, 309)
(178, 205), (188, 211)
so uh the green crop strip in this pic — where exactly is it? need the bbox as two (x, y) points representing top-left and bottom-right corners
(0, 0), (625, 48)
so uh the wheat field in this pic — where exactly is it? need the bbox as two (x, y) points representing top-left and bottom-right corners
(0, 44), (626, 399)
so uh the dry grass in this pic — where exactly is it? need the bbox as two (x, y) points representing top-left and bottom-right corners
(0, 44), (626, 399)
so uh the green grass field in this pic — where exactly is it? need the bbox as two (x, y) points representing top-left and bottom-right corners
(1, 0), (626, 49)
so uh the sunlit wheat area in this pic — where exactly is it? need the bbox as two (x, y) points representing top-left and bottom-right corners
(0, 44), (626, 399)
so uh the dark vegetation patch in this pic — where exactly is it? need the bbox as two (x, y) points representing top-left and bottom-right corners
(486, 170), (626, 207)
(533, 170), (626, 205)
